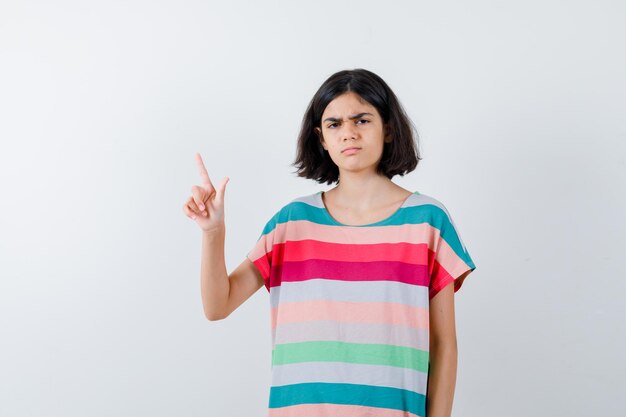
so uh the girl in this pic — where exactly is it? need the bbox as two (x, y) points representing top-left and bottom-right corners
(183, 68), (476, 417)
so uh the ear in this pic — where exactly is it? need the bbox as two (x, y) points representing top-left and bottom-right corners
(315, 127), (327, 150)
(384, 124), (392, 143)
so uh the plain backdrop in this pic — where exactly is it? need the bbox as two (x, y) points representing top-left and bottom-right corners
(1, 1), (625, 416)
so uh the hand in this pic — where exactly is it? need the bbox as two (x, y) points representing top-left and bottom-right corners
(182, 152), (229, 233)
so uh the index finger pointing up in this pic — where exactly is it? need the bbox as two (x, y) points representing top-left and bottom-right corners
(195, 152), (214, 188)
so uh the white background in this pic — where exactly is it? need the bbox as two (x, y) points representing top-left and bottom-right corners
(1, 1), (624, 416)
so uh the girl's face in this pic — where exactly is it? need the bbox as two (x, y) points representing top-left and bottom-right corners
(315, 91), (390, 176)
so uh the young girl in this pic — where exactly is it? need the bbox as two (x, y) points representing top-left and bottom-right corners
(184, 68), (477, 417)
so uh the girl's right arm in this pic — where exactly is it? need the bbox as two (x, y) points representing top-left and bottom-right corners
(199, 226), (265, 320)
(184, 153), (264, 321)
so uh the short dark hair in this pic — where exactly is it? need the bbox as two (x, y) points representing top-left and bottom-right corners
(291, 68), (422, 185)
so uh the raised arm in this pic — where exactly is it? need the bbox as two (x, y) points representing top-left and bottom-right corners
(183, 153), (264, 321)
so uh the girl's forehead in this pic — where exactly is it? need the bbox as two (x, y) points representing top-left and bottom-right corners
(323, 93), (376, 116)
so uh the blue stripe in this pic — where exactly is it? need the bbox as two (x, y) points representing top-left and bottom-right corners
(269, 382), (426, 416)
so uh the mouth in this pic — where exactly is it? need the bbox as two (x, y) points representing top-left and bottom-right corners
(342, 147), (361, 153)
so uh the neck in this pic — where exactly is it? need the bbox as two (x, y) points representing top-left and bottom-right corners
(330, 172), (398, 209)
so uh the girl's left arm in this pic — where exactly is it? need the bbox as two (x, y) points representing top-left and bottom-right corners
(427, 270), (470, 417)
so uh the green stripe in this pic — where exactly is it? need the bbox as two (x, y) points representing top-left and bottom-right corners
(272, 340), (429, 373)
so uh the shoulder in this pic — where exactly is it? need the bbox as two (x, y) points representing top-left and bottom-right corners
(284, 191), (322, 215)
(287, 191), (321, 208)
(265, 191), (321, 224)
(417, 192), (472, 251)
(405, 191), (453, 220)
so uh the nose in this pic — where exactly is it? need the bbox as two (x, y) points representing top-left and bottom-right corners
(341, 122), (359, 141)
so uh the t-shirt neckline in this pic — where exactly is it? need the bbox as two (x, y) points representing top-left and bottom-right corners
(317, 190), (417, 227)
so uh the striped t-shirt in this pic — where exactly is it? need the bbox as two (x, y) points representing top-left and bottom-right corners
(246, 190), (476, 417)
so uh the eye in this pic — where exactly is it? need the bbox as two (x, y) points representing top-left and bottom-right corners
(356, 119), (370, 125)
(327, 122), (339, 129)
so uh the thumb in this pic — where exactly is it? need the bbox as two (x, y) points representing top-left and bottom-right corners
(215, 176), (229, 206)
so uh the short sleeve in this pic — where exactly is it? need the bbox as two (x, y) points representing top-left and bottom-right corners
(429, 205), (477, 300)
(246, 211), (280, 292)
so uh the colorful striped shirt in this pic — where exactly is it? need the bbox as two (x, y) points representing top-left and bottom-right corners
(246, 190), (477, 417)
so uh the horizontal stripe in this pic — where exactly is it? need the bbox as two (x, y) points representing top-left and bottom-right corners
(271, 361), (427, 395)
(271, 220), (436, 247)
(273, 320), (430, 351)
(271, 300), (429, 329)
(252, 192), (472, 265)
(272, 340), (429, 373)
(248, 219), (473, 290)
(250, 245), (470, 297)
(268, 258), (430, 289)
(270, 278), (430, 309)
(269, 382), (426, 416)
(281, 238), (432, 265)
(268, 402), (422, 417)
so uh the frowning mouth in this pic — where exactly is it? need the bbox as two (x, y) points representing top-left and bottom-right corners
(342, 147), (361, 153)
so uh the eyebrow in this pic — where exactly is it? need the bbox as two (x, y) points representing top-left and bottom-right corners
(323, 112), (373, 123)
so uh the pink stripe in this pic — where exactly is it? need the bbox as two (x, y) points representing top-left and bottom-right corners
(279, 259), (429, 287)
(251, 220), (439, 259)
(271, 300), (429, 330)
(285, 220), (436, 247)
(269, 403), (421, 417)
